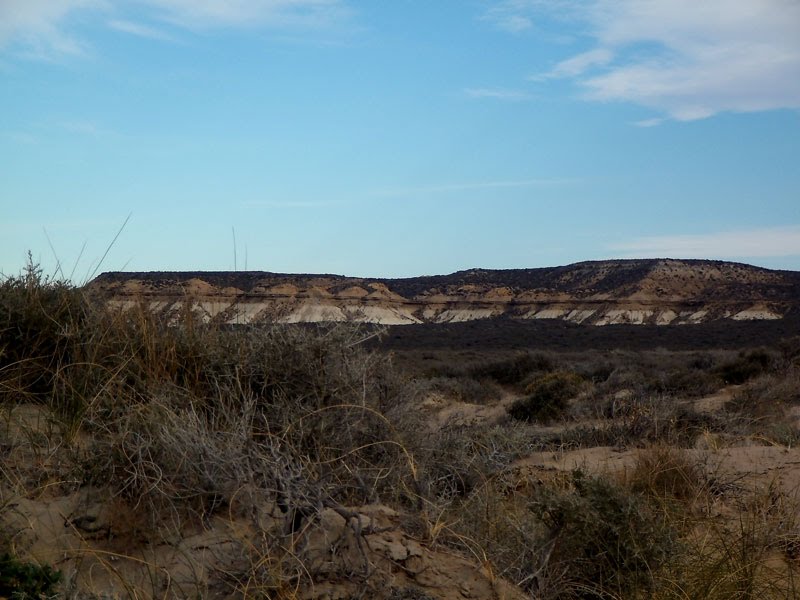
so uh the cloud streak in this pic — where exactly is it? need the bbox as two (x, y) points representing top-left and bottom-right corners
(611, 226), (800, 259)
(0, 0), (349, 57)
(464, 87), (531, 101)
(140, 0), (348, 30)
(0, 0), (100, 58)
(479, 0), (536, 33)
(529, 0), (800, 121)
(374, 178), (573, 198)
(107, 19), (174, 41)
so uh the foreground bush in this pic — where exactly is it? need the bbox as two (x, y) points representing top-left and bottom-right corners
(508, 371), (584, 423)
(0, 552), (61, 599)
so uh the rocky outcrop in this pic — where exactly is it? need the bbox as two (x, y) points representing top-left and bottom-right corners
(88, 259), (800, 326)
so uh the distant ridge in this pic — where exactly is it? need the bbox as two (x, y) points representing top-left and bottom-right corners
(89, 259), (800, 326)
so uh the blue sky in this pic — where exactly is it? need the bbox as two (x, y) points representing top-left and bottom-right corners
(2, 0), (799, 279)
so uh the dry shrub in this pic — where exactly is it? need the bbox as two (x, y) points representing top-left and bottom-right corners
(563, 394), (720, 449)
(626, 446), (706, 507)
(468, 352), (554, 387)
(722, 367), (800, 445)
(449, 469), (677, 600)
(717, 349), (775, 385)
(416, 375), (502, 404)
(508, 371), (585, 424)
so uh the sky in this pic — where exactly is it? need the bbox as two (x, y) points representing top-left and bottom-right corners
(1, 0), (799, 280)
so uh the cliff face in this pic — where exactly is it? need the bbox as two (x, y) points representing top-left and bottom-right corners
(88, 259), (800, 326)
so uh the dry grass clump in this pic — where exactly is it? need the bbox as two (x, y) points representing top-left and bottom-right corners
(667, 483), (800, 600)
(626, 445), (707, 508)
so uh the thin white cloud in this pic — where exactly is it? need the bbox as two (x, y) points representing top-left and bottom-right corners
(634, 117), (664, 128)
(244, 200), (334, 208)
(1, 0), (349, 58)
(0, 0), (101, 58)
(60, 119), (110, 136)
(480, 0), (535, 33)
(141, 0), (348, 30)
(549, 48), (613, 78)
(611, 226), (800, 259)
(374, 178), (573, 197)
(2, 131), (39, 144)
(531, 0), (800, 121)
(464, 87), (531, 101)
(107, 19), (174, 41)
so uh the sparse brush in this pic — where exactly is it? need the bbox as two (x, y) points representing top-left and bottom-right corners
(717, 349), (775, 385)
(448, 468), (678, 599)
(507, 371), (585, 424)
(721, 368), (800, 446)
(469, 352), (555, 387)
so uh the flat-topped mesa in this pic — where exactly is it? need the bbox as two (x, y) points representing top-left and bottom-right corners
(87, 258), (800, 326)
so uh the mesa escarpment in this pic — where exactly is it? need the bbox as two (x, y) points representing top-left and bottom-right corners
(89, 259), (800, 326)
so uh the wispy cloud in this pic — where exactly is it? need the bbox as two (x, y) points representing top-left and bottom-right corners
(547, 48), (613, 79)
(1, 0), (350, 59)
(139, 0), (349, 30)
(0, 0), (101, 58)
(107, 19), (174, 41)
(480, 0), (580, 34)
(611, 226), (800, 259)
(60, 119), (112, 137)
(2, 131), (39, 145)
(244, 200), (334, 208)
(374, 178), (573, 197)
(464, 87), (531, 101)
(479, 1), (535, 33)
(527, 0), (800, 121)
(633, 117), (664, 128)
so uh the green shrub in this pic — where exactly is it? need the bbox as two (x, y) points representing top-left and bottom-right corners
(508, 371), (584, 423)
(528, 470), (676, 599)
(0, 553), (61, 599)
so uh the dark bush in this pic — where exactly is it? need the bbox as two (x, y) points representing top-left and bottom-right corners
(0, 553), (61, 599)
(717, 349), (773, 384)
(0, 261), (90, 403)
(469, 352), (554, 386)
(508, 371), (583, 423)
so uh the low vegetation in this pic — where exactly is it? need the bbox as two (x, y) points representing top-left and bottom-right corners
(3, 263), (800, 598)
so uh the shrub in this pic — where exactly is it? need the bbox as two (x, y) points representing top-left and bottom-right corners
(0, 260), (90, 404)
(717, 349), (773, 385)
(0, 553), (61, 599)
(418, 375), (501, 404)
(508, 371), (584, 423)
(469, 352), (553, 387)
(527, 470), (676, 599)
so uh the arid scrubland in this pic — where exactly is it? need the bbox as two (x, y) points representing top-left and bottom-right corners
(3, 264), (800, 599)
